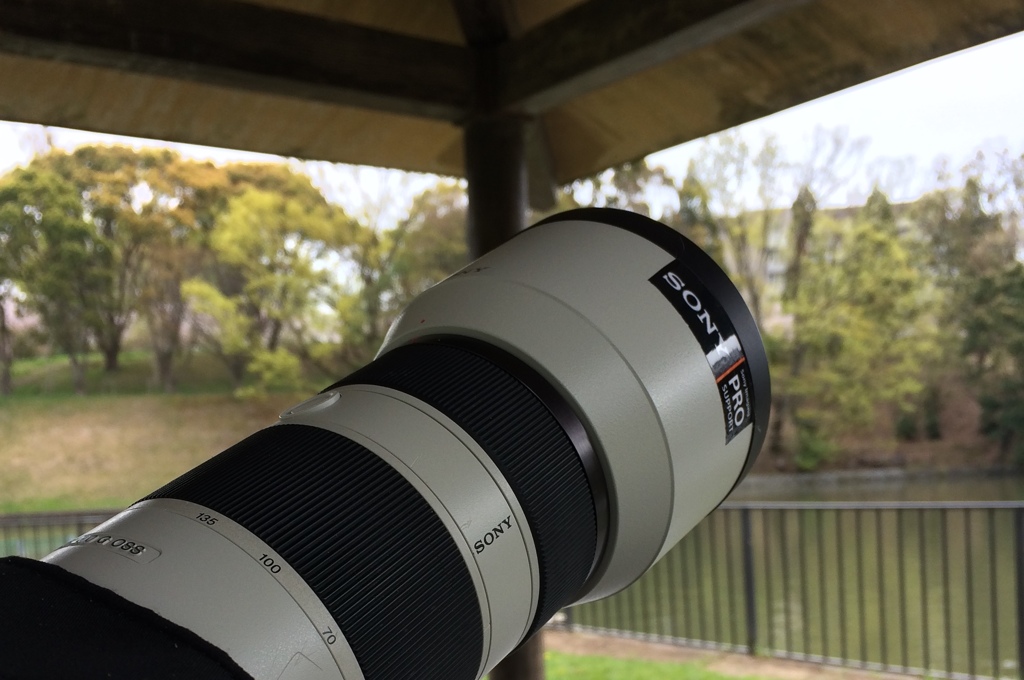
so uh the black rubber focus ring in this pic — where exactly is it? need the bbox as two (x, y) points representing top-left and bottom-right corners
(144, 424), (483, 680)
(327, 338), (599, 636)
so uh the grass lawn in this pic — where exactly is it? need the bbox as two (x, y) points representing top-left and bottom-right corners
(0, 349), (331, 512)
(541, 652), (764, 680)
(0, 392), (301, 513)
(11, 349), (251, 396)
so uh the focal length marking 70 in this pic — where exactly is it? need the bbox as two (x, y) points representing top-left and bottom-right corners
(650, 259), (755, 444)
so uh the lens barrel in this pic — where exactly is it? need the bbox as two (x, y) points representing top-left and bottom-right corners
(35, 208), (769, 680)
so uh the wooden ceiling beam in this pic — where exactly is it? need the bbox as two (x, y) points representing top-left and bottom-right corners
(496, 0), (813, 114)
(452, 0), (514, 47)
(0, 0), (473, 121)
(452, 0), (557, 210)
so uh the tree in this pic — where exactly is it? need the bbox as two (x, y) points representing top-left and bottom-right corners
(567, 160), (676, 217)
(918, 176), (1010, 289)
(185, 186), (334, 390)
(136, 159), (326, 391)
(668, 162), (723, 265)
(34, 146), (176, 372)
(391, 181), (468, 304)
(766, 184), (818, 467)
(0, 282), (16, 396)
(759, 127), (869, 465)
(137, 156), (229, 391)
(960, 261), (1024, 463)
(784, 190), (937, 468)
(0, 167), (108, 394)
(307, 180), (469, 375)
(795, 126), (869, 205)
(911, 169), (1024, 461)
(689, 132), (788, 328)
(0, 177), (34, 395)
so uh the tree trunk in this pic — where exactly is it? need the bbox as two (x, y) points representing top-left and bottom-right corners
(99, 329), (122, 372)
(765, 186), (818, 467)
(768, 395), (788, 469)
(228, 355), (247, 389)
(0, 304), (12, 396)
(102, 344), (120, 372)
(144, 303), (184, 394)
(0, 355), (10, 396)
(267, 317), (283, 352)
(154, 349), (176, 393)
(490, 634), (545, 680)
(69, 354), (87, 395)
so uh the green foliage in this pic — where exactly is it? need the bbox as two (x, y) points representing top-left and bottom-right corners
(31, 146), (181, 372)
(671, 163), (724, 266)
(794, 423), (838, 471)
(10, 349), (236, 396)
(923, 387), (944, 440)
(5, 137), (1024, 472)
(182, 278), (253, 369)
(0, 146), (472, 396)
(236, 348), (306, 397)
(688, 132), (785, 327)
(310, 180), (468, 374)
(979, 379), (1024, 465)
(784, 191), (938, 458)
(960, 262), (1024, 463)
(567, 160), (675, 216)
(896, 411), (919, 442)
(0, 165), (110, 393)
(391, 181), (468, 301)
(186, 183), (334, 386)
(783, 185), (817, 302)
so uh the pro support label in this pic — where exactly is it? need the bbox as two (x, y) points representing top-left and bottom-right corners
(650, 260), (755, 444)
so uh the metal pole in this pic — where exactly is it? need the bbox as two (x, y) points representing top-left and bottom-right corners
(965, 510), (976, 678)
(463, 113), (529, 259)
(463, 111), (538, 680)
(1015, 507), (1024, 680)
(741, 508), (758, 655)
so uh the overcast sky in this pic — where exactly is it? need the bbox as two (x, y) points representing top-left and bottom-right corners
(651, 30), (1024, 204)
(0, 29), (1021, 208)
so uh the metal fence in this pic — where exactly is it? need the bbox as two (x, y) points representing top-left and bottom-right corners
(564, 501), (1024, 680)
(3, 502), (1023, 679)
(0, 509), (116, 560)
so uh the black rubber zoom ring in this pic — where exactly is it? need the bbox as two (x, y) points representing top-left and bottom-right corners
(143, 424), (482, 680)
(328, 339), (598, 635)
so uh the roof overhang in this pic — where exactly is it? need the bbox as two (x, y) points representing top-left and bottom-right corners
(0, 0), (1020, 182)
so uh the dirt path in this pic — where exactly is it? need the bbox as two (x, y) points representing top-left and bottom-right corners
(544, 629), (907, 680)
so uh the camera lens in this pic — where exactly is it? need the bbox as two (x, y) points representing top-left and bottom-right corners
(34, 208), (769, 680)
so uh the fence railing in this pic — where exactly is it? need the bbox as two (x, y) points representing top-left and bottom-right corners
(3, 502), (1023, 679)
(0, 509), (116, 561)
(564, 501), (1024, 680)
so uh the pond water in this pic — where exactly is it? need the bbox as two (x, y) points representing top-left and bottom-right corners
(570, 469), (1024, 679)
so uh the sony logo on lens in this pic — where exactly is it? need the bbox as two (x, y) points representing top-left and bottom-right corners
(473, 516), (513, 554)
(661, 271), (725, 346)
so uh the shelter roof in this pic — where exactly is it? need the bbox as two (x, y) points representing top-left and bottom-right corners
(0, 0), (1020, 185)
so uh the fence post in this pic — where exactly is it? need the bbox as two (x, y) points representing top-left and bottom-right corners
(742, 508), (758, 656)
(1016, 507), (1024, 680)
